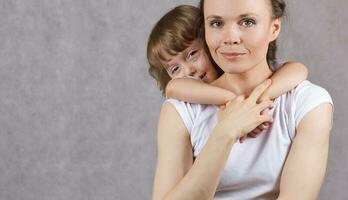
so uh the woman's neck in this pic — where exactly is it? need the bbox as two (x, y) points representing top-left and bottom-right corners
(214, 60), (273, 97)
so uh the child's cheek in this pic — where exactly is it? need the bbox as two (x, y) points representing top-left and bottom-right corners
(197, 53), (206, 70)
(200, 53), (210, 71)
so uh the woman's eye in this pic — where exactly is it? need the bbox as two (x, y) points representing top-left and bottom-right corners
(210, 20), (223, 28)
(241, 19), (256, 28)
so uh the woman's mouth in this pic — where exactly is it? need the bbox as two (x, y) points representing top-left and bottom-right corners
(220, 52), (246, 61)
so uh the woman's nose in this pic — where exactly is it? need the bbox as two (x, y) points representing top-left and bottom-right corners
(224, 25), (241, 45)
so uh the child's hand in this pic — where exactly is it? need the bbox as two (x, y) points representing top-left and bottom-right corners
(239, 122), (271, 143)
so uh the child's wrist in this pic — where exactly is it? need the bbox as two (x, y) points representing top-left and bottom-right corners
(224, 92), (236, 103)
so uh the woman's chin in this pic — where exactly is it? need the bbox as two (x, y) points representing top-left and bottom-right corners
(220, 64), (251, 74)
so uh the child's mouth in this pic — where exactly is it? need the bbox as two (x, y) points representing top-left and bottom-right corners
(199, 72), (206, 80)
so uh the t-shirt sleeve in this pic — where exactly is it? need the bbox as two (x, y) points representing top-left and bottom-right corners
(292, 81), (334, 128)
(164, 99), (197, 134)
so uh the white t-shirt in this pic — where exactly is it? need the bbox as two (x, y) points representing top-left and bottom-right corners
(165, 80), (333, 200)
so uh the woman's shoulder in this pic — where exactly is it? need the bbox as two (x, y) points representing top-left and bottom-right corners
(286, 80), (333, 128)
(276, 80), (332, 106)
(164, 98), (204, 113)
(163, 99), (218, 133)
(290, 80), (332, 103)
(293, 80), (327, 91)
(164, 98), (218, 111)
(164, 98), (219, 119)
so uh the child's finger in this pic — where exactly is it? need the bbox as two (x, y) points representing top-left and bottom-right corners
(261, 123), (270, 129)
(239, 136), (246, 143)
(248, 132), (257, 138)
(251, 127), (262, 135)
(259, 123), (271, 130)
(219, 105), (226, 110)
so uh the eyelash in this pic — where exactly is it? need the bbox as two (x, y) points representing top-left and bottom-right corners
(240, 18), (257, 27)
(170, 66), (180, 75)
(169, 50), (198, 75)
(210, 20), (223, 28)
(187, 50), (198, 60)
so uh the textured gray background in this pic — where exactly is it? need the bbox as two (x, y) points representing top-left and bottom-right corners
(0, 0), (346, 199)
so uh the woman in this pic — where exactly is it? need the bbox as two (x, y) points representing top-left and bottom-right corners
(152, 0), (333, 199)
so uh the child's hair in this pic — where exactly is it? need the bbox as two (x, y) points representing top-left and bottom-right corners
(147, 5), (222, 96)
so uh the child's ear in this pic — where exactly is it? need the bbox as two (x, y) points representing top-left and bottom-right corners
(270, 18), (281, 42)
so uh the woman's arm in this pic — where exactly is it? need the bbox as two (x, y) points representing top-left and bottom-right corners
(260, 61), (308, 101)
(152, 102), (237, 200)
(277, 103), (333, 200)
(166, 77), (236, 105)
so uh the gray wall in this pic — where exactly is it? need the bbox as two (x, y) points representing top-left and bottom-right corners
(0, 0), (346, 199)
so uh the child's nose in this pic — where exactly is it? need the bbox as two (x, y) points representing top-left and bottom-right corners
(184, 66), (197, 77)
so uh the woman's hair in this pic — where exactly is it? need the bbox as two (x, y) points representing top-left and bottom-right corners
(147, 5), (222, 96)
(198, 0), (286, 70)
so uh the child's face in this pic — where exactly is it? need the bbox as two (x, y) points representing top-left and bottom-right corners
(162, 40), (218, 83)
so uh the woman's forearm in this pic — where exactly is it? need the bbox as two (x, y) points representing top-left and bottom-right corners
(164, 131), (236, 200)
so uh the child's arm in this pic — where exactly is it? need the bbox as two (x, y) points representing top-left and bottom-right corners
(259, 61), (308, 101)
(165, 77), (236, 105)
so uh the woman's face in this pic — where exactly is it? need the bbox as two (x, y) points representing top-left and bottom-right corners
(204, 0), (280, 74)
(162, 39), (218, 83)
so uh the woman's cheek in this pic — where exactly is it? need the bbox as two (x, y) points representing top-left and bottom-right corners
(205, 36), (219, 64)
(245, 31), (270, 56)
(205, 30), (220, 52)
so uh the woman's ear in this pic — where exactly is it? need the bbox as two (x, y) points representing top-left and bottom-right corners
(270, 18), (281, 41)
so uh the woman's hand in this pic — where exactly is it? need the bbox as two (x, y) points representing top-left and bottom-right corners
(239, 109), (272, 143)
(214, 79), (274, 141)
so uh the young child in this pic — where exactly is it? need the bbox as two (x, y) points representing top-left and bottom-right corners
(147, 5), (308, 143)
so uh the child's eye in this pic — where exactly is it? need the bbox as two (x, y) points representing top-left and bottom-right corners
(210, 20), (223, 28)
(240, 18), (256, 28)
(187, 50), (198, 60)
(170, 66), (180, 75)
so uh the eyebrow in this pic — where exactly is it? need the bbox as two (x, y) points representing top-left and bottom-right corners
(206, 15), (222, 20)
(206, 13), (260, 20)
(163, 58), (176, 70)
(163, 60), (171, 68)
